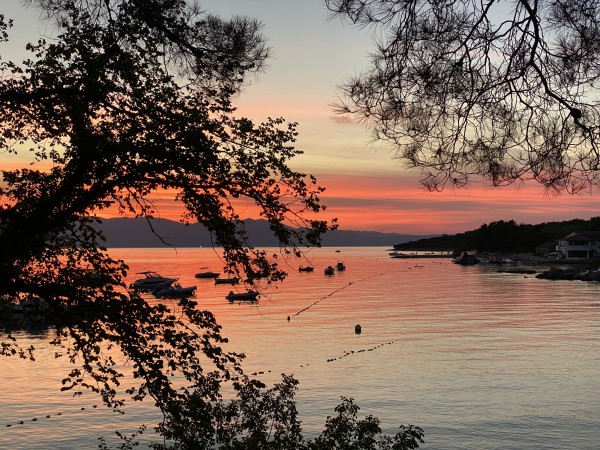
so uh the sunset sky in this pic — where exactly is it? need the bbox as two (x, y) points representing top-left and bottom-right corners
(4, 0), (600, 234)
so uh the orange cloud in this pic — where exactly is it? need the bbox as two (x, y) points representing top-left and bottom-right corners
(95, 172), (600, 235)
(313, 172), (600, 234)
(6, 150), (600, 235)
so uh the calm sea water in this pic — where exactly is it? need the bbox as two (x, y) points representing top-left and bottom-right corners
(1, 247), (599, 449)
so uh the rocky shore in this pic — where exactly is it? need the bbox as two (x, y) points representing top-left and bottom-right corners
(536, 267), (600, 281)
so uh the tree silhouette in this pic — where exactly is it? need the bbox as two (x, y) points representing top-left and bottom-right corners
(0, 2), (422, 448)
(326, 0), (600, 193)
(1, 0), (332, 293)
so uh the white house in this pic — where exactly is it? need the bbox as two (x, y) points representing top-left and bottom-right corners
(557, 231), (600, 260)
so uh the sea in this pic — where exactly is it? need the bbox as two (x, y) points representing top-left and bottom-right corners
(1, 247), (599, 449)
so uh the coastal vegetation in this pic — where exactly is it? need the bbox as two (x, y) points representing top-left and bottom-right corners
(394, 217), (600, 254)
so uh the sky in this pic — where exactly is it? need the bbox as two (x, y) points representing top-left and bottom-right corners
(3, 0), (600, 234)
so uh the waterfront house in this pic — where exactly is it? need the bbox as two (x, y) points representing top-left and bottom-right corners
(557, 231), (600, 260)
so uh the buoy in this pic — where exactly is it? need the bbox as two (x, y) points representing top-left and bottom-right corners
(355, 324), (361, 334)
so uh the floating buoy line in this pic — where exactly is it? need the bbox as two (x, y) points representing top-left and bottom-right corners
(4, 404), (99, 428)
(254, 268), (417, 370)
(326, 341), (396, 363)
(290, 263), (433, 318)
(4, 339), (399, 428)
(292, 271), (388, 318)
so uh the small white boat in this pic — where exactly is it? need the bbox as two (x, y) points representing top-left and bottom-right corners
(131, 272), (177, 291)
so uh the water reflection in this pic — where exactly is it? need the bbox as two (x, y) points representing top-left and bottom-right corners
(1, 247), (599, 449)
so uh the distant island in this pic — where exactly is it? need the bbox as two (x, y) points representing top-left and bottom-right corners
(93, 217), (600, 252)
(94, 217), (436, 248)
(393, 217), (600, 254)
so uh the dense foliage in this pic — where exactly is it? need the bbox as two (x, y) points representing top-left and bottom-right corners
(1, 0), (332, 291)
(0, 1), (421, 448)
(327, 0), (600, 194)
(393, 217), (600, 253)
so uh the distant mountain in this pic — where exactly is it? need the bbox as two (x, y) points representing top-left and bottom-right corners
(94, 217), (434, 248)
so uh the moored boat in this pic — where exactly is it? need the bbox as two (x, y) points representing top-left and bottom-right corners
(226, 290), (259, 302)
(324, 266), (335, 275)
(131, 271), (177, 291)
(453, 251), (479, 265)
(195, 271), (220, 279)
(154, 283), (197, 298)
(336, 262), (346, 271)
(214, 277), (239, 285)
(298, 266), (314, 272)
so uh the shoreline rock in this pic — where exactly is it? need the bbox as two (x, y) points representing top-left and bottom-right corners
(536, 267), (600, 281)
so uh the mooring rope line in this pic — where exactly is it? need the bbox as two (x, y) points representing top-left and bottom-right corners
(248, 339), (400, 377)
(236, 262), (424, 319)
(5, 339), (400, 428)
(325, 341), (397, 363)
(292, 267), (416, 318)
(285, 265), (423, 368)
(233, 272), (389, 319)
(4, 404), (99, 428)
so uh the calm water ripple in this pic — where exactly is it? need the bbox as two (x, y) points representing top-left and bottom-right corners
(1, 247), (599, 449)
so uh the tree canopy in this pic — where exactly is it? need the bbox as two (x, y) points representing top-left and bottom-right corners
(0, 1), (421, 448)
(393, 216), (600, 253)
(1, 0), (333, 292)
(326, 0), (600, 193)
